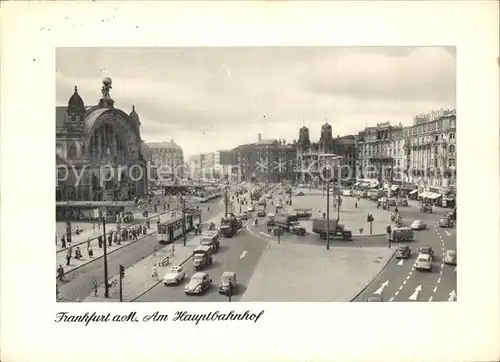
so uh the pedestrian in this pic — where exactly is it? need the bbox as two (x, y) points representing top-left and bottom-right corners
(61, 235), (66, 249)
(171, 245), (175, 257)
(88, 245), (94, 258)
(75, 246), (82, 260)
(65, 251), (71, 266)
(93, 280), (99, 297)
(98, 235), (103, 248)
(355, 202), (358, 208)
(359, 227), (363, 235)
(114, 233), (118, 244)
(108, 233), (112, 246)
(92, 220), (96, 232)
(87, 238), (91, 249)
(323, 212), (326, 219)
(143, 225), (147, 235)
(152, 264), (159, 280)
(154, 205), (157, 213)
(57, 265), (65, 282)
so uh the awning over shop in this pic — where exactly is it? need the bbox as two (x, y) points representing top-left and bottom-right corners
(428, 193), (442, 200)
(359, 182), (370, 188)
(354, 182), (361, 187)
(420, 191), (430, 198)
(409, 189), (419, 195)
(369, 183), (378, 189)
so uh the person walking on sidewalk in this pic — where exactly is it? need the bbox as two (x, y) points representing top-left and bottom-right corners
(152, 264), (159, 280)
(88, 245), (94, 258)
(87, 238), (91, 250)
(65, 250), (71, 266)
(57, 265), (65, 282)
(61, 235), (66, 249)
(98, 235), (103, 248)
(108, 232), (113, 247)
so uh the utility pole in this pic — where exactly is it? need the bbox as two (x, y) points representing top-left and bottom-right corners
(182, 197), (187, 246)
(326, 181), (330, 250)
(224, 185), (228, 215)
(119, 264), (125, 302)
(101, 211), (109, 298)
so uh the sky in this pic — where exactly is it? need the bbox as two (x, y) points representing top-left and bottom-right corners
(56, 47), (456, 158)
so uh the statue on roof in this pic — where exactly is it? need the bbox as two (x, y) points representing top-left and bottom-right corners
(101, 77), (113, 99)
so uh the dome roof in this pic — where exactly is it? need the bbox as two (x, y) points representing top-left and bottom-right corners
(67, 86), (85, 114)
(129, 105), (141, 126)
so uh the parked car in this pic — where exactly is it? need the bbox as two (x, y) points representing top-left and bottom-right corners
(395, 245), (411, 259)
(410, 220), (427, 230)
(163, 265), (186, 286)
(294, 191), (305, 196)
(219, 271), (237, 295)
(418, 245), (434, 257)
(247, 205), (255, 212)
(398, 199), (409, 207)
(239, 212), (250, 220)
(444, 250), (457, 265)
(184, 272), (212, 295)
(415, 253), (432, 271)
(366, 295), (383, 302)
(439, 218), (454, 228)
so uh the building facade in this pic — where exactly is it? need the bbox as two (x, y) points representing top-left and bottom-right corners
(405, 109), (456, 197)
(56, 78), (148, 202)
(295, 123), (357, 185)
(356, 122), (405, 186)
(147, 140), (184, 180)
(232, 135), (296, 183)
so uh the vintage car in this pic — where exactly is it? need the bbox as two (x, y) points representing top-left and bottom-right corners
(410, 220), (427, 230)
(420, 203), (433, 213)
(415, 253), (432, 271)
(444, 250), (457, 265)
(366, 295), (383, 302)
(163, 265), (186, 286)
(219, 271), (237, 295)
(184, 272), (212, 295)
(395, 245), (411, 259)
(439, 218), (454, 228)
(397, 199), (409, 207)
(418, 245), (435, 257)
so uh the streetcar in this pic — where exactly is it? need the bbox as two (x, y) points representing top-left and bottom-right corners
(157, 209), (202, 243)
(199, 187), (223, 202)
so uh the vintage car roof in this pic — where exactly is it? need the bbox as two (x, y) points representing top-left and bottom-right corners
(222, 271), (236, 276)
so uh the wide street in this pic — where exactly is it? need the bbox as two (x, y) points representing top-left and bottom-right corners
(353, 203), (457, 302)
(135, 223), (267, 302)
(57, 196), (227, 302)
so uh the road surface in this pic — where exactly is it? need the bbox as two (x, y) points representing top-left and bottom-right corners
(135, 222), (267, 302)
(57, 197), (226, 302)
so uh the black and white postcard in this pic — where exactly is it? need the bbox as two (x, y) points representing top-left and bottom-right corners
(1, 2), (498, 362)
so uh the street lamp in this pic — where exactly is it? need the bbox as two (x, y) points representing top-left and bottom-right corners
(100, 207), (110, 298)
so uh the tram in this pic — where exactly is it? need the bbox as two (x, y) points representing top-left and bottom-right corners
(199, 186), (223, 202)
(157, 208), (202, 244)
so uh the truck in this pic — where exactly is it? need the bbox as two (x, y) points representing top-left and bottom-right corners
(200, 232), (221, 253)
(220, 215), (238, 238)
(192, 245), (213, 271)
(312, 218), (352, 241)
(390, 227), (414, 242)
(274, 213), (306, 235)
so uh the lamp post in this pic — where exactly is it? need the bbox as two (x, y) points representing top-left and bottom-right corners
(182, 196), (186, 246)
(326, 180), (330, 251)
(224, 183), (229, 215)
(100, 208), (109, 298)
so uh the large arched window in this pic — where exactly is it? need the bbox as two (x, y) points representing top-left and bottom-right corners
(67, 143), (77, 159)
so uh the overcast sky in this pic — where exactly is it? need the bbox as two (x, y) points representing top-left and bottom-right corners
(56, 47), (456, 158)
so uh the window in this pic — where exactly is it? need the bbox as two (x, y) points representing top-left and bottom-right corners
(449, 145), (455, 153)
(450, 133), (455, 139)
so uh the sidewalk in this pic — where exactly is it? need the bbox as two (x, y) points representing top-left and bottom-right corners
(55, 208), (184, 276)
(55, 197), (180, 250)
(82, 206), (229, 302)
